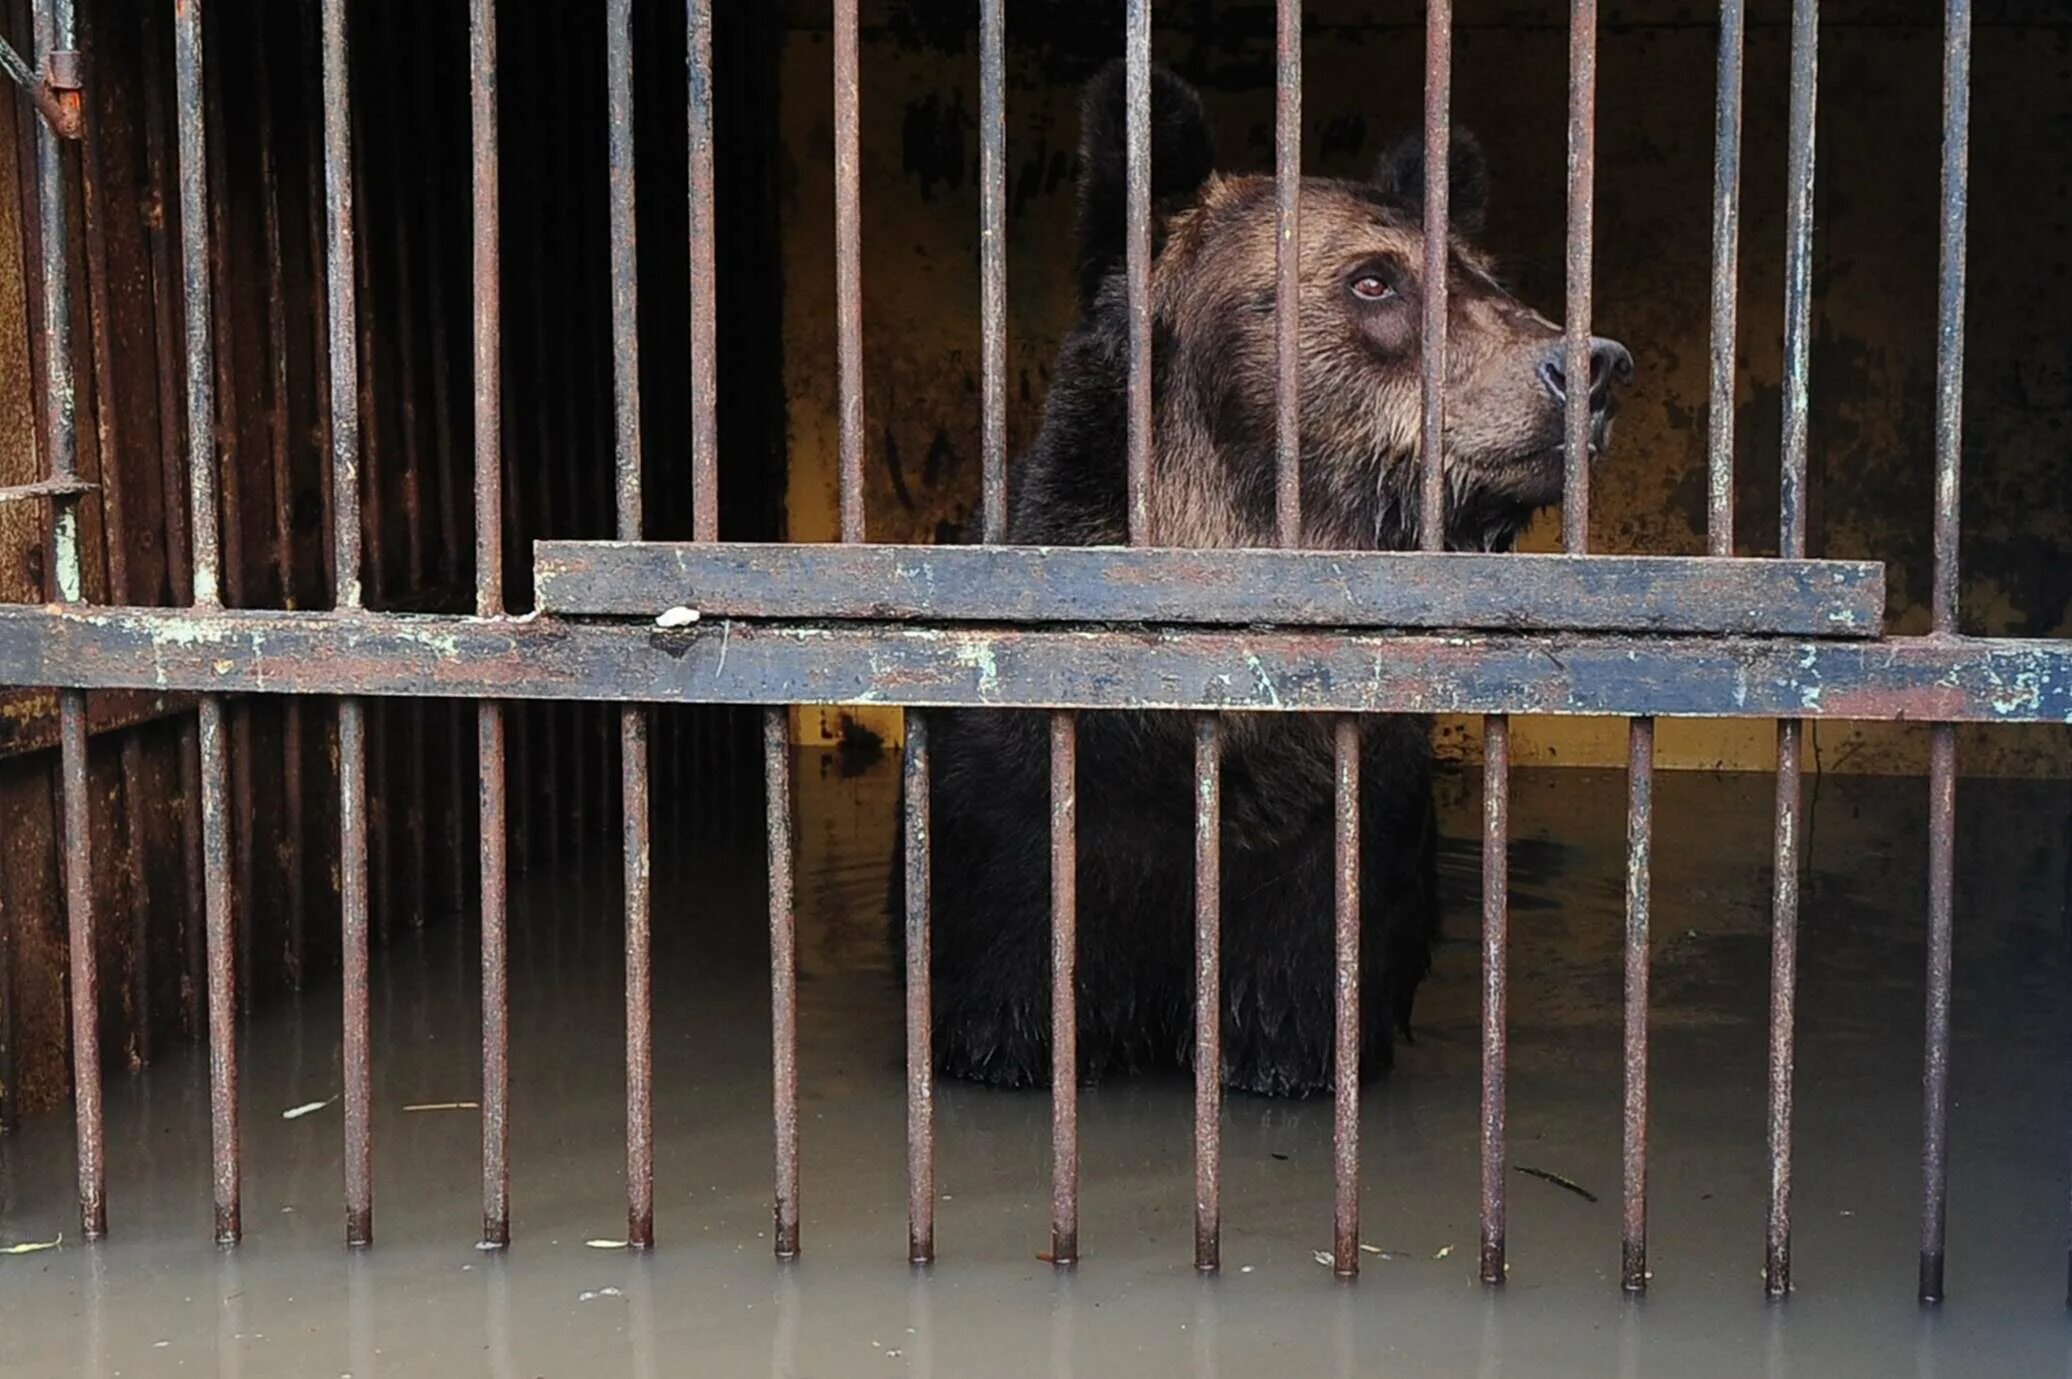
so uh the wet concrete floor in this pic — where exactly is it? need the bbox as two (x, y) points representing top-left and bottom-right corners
(1, 750), (2069, 1377)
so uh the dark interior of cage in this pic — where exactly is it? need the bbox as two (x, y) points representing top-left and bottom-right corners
(1, 0), (2068, 1287)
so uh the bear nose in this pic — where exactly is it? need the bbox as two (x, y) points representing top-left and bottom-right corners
(1536, 337), (1634, 411)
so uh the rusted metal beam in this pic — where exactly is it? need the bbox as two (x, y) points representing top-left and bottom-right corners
(904, 710), (934, 1266)
(0, 30), (81, 140)
(1123, 0), (1151, 545)
(1049, 709), (1078, 1267)
(0, 608), (2067, 722)
(1273, 0), (1301, 547)
(1330, 715), (1360, 1277)
(1478, 713), (1509, 1286)
(533, 543), (1889, 638)
(1191, 712), (1221, 1274)
(469, 0), (510, 1256)
(1419, 0), (1450, 552)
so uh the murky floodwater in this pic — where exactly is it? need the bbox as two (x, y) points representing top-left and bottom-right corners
(1, 753), (2068, 1377)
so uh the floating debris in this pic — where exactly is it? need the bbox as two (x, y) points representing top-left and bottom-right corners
(402, 1101), (479, 1113)
(0, 1235), (61, 1255)
(1514, 1165), (1599, 1203)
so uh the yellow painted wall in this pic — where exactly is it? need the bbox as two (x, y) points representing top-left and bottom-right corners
(774, 6), (2070, 775)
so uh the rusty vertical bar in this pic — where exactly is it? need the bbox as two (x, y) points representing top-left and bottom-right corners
(687, 0), (718, 542)
(1779, 0), (1815, 570)
(1766, 0), (1816, 1301)
(1621, 717), (1654, 1293)
(1706, 0), (1745, 557)
(1273, 0), (1301, 547)
(1478, 713), (1508, 1286)
(33, 0), (100, 1243)
(1049, 710), (1079, 1265)
(1766, 717), (1801, 1298)
(621, 699), (652, 1247)
(904, 712), (934, 1265)
(832, 0), (864, 543)
(977, 0), (1006, 542)
(1123, 0), (1151, 545)
(173, 0), (240, 1248)
(321, 0), (373, 1250)
(472, 0), (510, 1253)
(1561, 0), (1596, 552)
(1920, 0), (1968, 1307)
(323, 0), (362, 610)
(607, 0), (653, 1253)
(60, 696), (103, 1239)
(1921, 724), (1955, 1303)
(1331, 717), (1360, 1275)
(1417, 0), (1450, 552)
(199, 4), (254, 1020)
(1192, 714), (1221, 1273)
(255, 13), (307, 990)
(765, 707), (800, 1258)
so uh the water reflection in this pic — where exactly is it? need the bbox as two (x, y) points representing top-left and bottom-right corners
(477, 1256), (514, 1379)
(346, 1253), (372, 1379)
(217, 1252), (245, 1379)
(1049, 1271), (1077, 1379)
(769, 1264), (800, 1379)
(80, 1247), (108, 1379)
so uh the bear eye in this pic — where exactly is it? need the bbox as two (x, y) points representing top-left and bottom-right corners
(1350, 273), (1394, 302)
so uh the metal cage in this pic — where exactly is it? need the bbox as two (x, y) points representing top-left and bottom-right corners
(0, 0), (2060, 1311)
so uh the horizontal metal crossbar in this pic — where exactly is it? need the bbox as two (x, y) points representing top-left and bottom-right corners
(0, 605), (2064, 722)
(533, 542), (1888, 637)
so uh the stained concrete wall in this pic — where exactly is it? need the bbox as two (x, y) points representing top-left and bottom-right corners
(773, 2), (2070, 775)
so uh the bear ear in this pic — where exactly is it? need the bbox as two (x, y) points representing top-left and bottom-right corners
(1074, 59), (1218, 308)
(1372, 128), (1488, 240)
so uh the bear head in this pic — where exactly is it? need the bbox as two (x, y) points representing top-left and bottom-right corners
(1066, 61), (1633, 553)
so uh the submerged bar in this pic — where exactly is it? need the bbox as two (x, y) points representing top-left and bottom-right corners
(471, 0), (510, 1252)
(1622, 717), (1654, 1292)
(1274, 0), (1301, 546)
(1418, 0), (1451, 551)
(765, 707), (800, 1258)
(1562, 0), (1597, 551)
(1921, 0), (1969, 1307)
(688, 0), (718, 541)
(1331, 717), (1360, 1275)
(1479, 714), (1509, 1285)
(833, 0), (864, 542)
(321, 0), (373, 1249)
(1766, 0), (1817, 1300)
(606, 0), (653, 1252)
(1124, 0), (1152, 544)
(173, 0), (238, 1247)
(1707, 0), (1746, 556)
(1050, 711), (1079, 1265)
(904, 713), (934, 1265)
(979, 0), (1006, 542)
(1193, 713), (1222, 1272)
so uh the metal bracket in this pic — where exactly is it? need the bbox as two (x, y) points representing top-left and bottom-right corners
(0, 477), (97, 504)
(0, 37), (83, 141)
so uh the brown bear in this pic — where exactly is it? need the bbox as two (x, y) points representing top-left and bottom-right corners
(898, 61), (1631, 1097)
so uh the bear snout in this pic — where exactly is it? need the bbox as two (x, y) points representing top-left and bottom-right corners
(1534, 336), (1634, 416)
